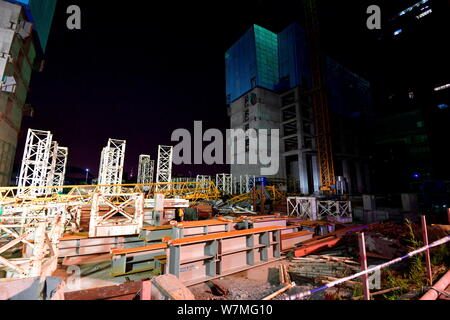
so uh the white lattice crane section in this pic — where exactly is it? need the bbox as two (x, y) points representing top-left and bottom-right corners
(18, 129), (53, 196)
(156, 145), (173, 191)
(137, 155), (151, 184)
(216, 173), (233, 195)
(52, 147), (68, 192)
(98, 139), (126, 194)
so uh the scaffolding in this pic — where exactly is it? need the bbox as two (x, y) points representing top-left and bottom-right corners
(52, 147), (68, 192)
(18, 129), (53, 196)
(196, 175), (212, 190)
(137, 155), (151, 184)
(155, 145), (173, 191)
(46, 142), (68, 194)
(149, 160), (155, 184)
(240, 174), (255, 194)
(216, 173), (233, 195)
(98, 139), (126, 194)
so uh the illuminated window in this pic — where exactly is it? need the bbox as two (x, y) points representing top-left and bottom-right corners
(434, 83), (450, 91)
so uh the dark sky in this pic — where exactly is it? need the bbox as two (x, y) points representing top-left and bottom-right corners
(16, 0), (449, 178)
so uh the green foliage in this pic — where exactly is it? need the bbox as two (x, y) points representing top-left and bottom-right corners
(382, 270), (408, 300)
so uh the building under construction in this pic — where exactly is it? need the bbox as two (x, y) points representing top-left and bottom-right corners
(226, 23), (373, 195)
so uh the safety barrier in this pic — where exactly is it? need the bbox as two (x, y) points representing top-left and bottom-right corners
(282, 235), (450, 300)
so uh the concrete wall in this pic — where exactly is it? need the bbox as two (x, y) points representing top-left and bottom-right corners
(0, 0), (36, 186)
(229, 87), (285, 179)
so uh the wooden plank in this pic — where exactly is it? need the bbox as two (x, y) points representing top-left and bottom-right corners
(152, 274), (195, 300)
(64, 281), (142, 300)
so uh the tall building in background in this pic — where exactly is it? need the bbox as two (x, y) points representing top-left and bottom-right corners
(0, 0), (57, 186)
(226, 24), (374, 194)
(372, 0), (449, 194)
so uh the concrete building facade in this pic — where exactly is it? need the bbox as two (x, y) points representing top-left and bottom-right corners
(0, 0), (56, 186)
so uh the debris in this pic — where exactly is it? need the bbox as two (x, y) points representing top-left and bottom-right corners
(152, 274), (195, 300)
(289, 256), (359, 282)
(262, 282), (296, 300)
(364, 232), (406, 259)
(64, 280), (142, 300)
(352, 286), (402, 300)
(208, 280), (229, 296)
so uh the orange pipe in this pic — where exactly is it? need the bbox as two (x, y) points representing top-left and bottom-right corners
(420, 270), (450, 300)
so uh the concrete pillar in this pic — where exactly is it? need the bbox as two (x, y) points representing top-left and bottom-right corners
(355, 161), (364, 194)
(362, 194), (376, 224)
(311, 154), (320, 194)
(342, 159), (352, 194)
(298, 152), (309, 194)
(401, 193), (418, 213)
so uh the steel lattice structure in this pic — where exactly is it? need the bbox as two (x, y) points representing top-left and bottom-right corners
(196, 175), (211, 190)
(149, 160), (155, 184)
(137, 155), (151, 184)
(239, 174), (255, 194)
(155, 145), (173, 191)
(216, 173), (233, 195)
(52, 147), (68, 192)
(18, 129), (53, 196)
(98, 139), (126, 194)
(45, 142), (68, 194)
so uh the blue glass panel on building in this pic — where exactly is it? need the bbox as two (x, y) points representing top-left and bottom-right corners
(225, 26), (258, 104)
(277, 23), (312, 91)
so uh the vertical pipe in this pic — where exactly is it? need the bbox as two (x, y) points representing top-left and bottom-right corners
(421, 215), (433, 286)
(358, 232), (370, 300)
(447, 208), (450, 225)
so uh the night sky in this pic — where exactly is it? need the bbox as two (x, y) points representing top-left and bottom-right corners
(16, 0), (449, 180)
